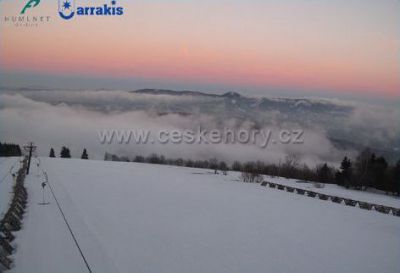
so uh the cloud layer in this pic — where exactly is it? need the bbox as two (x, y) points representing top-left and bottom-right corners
(1, 90), (398, 166)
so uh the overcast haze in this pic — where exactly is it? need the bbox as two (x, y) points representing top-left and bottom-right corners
(1, 0), (399, 101)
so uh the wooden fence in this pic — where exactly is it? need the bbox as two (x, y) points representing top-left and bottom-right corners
(260, 181), (400, 217)
(0, 157), (28, 271)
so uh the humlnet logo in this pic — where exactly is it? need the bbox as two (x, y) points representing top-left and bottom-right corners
(58, 0), (124, 20)
(3, 0), (51, 27)
(21, 0), (41, 14)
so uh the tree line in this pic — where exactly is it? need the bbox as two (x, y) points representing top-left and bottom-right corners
(4, 141), (397, 195)
(335, 149), (399, 193)
(104, 149), (400, 195)
(49, 146), (89, 159)
(0, 142), (22, 157)
(0, 142), (89, 160)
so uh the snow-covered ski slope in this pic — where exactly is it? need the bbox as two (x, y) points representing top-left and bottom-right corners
(9, 158), (400, 273)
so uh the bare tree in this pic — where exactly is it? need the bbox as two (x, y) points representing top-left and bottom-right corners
(280, 153), (301, 178)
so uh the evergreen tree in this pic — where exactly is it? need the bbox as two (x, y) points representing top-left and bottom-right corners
(81, 148), (89, 159)
(316, 163), (330, 183)
(337, 156), (352, 188)
(49, 148), (56, 158)
(60, 146), (71, 158)
(354, 148), (372, 189)
(394, 160), (400, 195)
(370, 156), (387, 190)
(382, 169), (395, 194)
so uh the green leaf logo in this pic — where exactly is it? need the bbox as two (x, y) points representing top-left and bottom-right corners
(21, 0), (41, 14)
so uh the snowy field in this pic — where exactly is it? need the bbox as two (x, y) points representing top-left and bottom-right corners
(7, 158), (400, 273)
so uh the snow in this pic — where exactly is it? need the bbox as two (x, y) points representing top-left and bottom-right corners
(265, 176), (400, 208)
(8, 158), (400, 273)
(0, 157), (21, 217)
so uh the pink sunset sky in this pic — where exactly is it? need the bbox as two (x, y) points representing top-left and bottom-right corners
(0, 0), (399, 99)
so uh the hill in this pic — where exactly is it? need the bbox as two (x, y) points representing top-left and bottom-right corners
(5, 157), (399, 273)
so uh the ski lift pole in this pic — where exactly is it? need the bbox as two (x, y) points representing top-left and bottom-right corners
(41, 182), (46, 204)
(23, 142), (37, 175)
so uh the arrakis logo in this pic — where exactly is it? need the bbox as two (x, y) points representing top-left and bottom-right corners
(58, 0), (124, 20)
(58, 0), (75, 19)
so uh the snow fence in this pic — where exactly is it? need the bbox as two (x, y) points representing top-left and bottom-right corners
(260, 181), (400, 217)
(0, 157), (28, 271)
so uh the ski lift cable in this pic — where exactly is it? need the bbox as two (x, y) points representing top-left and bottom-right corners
(42, 168), (94, 273)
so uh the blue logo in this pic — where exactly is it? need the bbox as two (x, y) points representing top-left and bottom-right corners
(58, 0), (124, 20)
(58, 0), (75, 20)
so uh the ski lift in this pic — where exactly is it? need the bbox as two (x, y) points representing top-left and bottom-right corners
(38, 172), (50, 205)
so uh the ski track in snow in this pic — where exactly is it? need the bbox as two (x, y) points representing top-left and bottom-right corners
(7, 157), (400, 273)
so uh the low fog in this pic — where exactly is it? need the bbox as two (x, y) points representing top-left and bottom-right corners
(1, 90), (398, 167)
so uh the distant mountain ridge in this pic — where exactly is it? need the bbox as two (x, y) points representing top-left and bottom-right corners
(133, 89), (220, 97)
(133, 89), (341, 104)
(132, 88), (353, 114)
